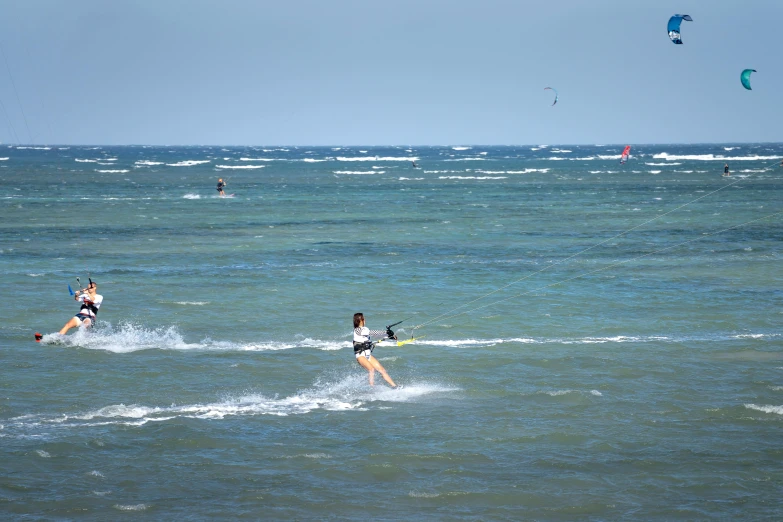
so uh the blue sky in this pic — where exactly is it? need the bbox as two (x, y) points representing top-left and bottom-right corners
(0, 0), (780, 145)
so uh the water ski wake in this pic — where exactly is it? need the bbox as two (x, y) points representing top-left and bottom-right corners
(6, 375), (459, 433)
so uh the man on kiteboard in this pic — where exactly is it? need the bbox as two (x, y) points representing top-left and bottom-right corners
(59, 281), (103, 335)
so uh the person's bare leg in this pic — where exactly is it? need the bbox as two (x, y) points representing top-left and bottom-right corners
(357, 357), (376, 385)
(369, 356), (396, 387)
(59, 317), (80, 335)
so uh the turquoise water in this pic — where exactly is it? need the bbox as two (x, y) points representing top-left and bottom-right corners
(1, 144), (782, 520)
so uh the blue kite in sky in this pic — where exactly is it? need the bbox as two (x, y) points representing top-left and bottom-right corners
(544, 87), (558, 106)
(667, 14), (693, 44)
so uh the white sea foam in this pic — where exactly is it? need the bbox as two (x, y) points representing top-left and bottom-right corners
(398, 177), (425, 181)
(10, 376), (459, 429)
(645, 162), (681, 166)
(476, 169), (549, 174)
(303, 158), (328, 162)
(96, 169), (130, 173)
(173, 301), (208, 306)
(333, 170), (381, 175)
(215, 164), (265, 169)
(409, 491), (440, 498)
(443, 158), (485, 162)
(36, 450), (51, 458)
(745, 404), (783, 415)
(37, 323), (354, 353)
(551, 149), (572, 153)
(114, 504), (149, 511)
(27, 273), (45, 277)
(134, 160), (164, 166)
(649, 170), (662, 174)
(16, 146), (50, 150)
(653, 152), (780, 161)
(182, 194), (201, 199)
(541, 389), (602, 397)
(336, 156), (417, 162)
(0, 157), (8, 161)
(239, 157), (277, 162)
(75, 158), (99, 163)
(451, 146), (471, 150)
(724, 147), (739, 151)
(544, 390), (577, 396)
(166, 160), (211, 167)
(438, 176), (506, 180)
(547, 156), (597, 161)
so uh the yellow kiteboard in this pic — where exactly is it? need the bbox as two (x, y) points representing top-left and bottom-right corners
(377, 336), (422, 347)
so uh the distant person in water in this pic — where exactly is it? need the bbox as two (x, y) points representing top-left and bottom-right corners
(411, 160), (418, 168)
(217, 178), (226, 196)
(59, 281), (103, 335)
(723, 164), (730, 177)
(352, 312), (398, 388)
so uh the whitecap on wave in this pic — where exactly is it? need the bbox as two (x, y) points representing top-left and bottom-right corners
(745, 404), (783, 415)
(438, 176), (506, 180)
(336, 156), (418, 162)
(215, 164), (265, 169)
(166, 160), (211, 167)
(653, 152), (780, 161)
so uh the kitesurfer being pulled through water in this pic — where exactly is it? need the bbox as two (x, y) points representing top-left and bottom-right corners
(59, 281), (103, 335)
(217, 178), (226, 196)
(353, 312), (398, 388)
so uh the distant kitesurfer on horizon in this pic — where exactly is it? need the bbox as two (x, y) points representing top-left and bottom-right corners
(353, 312), (398, 388)
(217, 178), (226, 196)
(59, 281), (102, 335)
(723, 163), (730, 177)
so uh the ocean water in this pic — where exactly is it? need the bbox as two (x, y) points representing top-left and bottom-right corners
(1, 144), (782, 520)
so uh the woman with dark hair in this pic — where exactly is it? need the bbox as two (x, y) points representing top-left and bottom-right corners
(352, 312), (398, 387)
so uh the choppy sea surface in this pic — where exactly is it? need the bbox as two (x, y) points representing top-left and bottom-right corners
(1, 144), (782, 520)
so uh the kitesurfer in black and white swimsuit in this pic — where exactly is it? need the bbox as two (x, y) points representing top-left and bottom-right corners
(217, 178), (226, 196)
(353, 312), (398, 387)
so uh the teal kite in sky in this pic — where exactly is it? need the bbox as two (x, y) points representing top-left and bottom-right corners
(740, 69), (756, 90)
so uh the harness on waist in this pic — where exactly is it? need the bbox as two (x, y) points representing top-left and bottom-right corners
(353, 341), (374, 354)
(80, 302), (99, 317)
